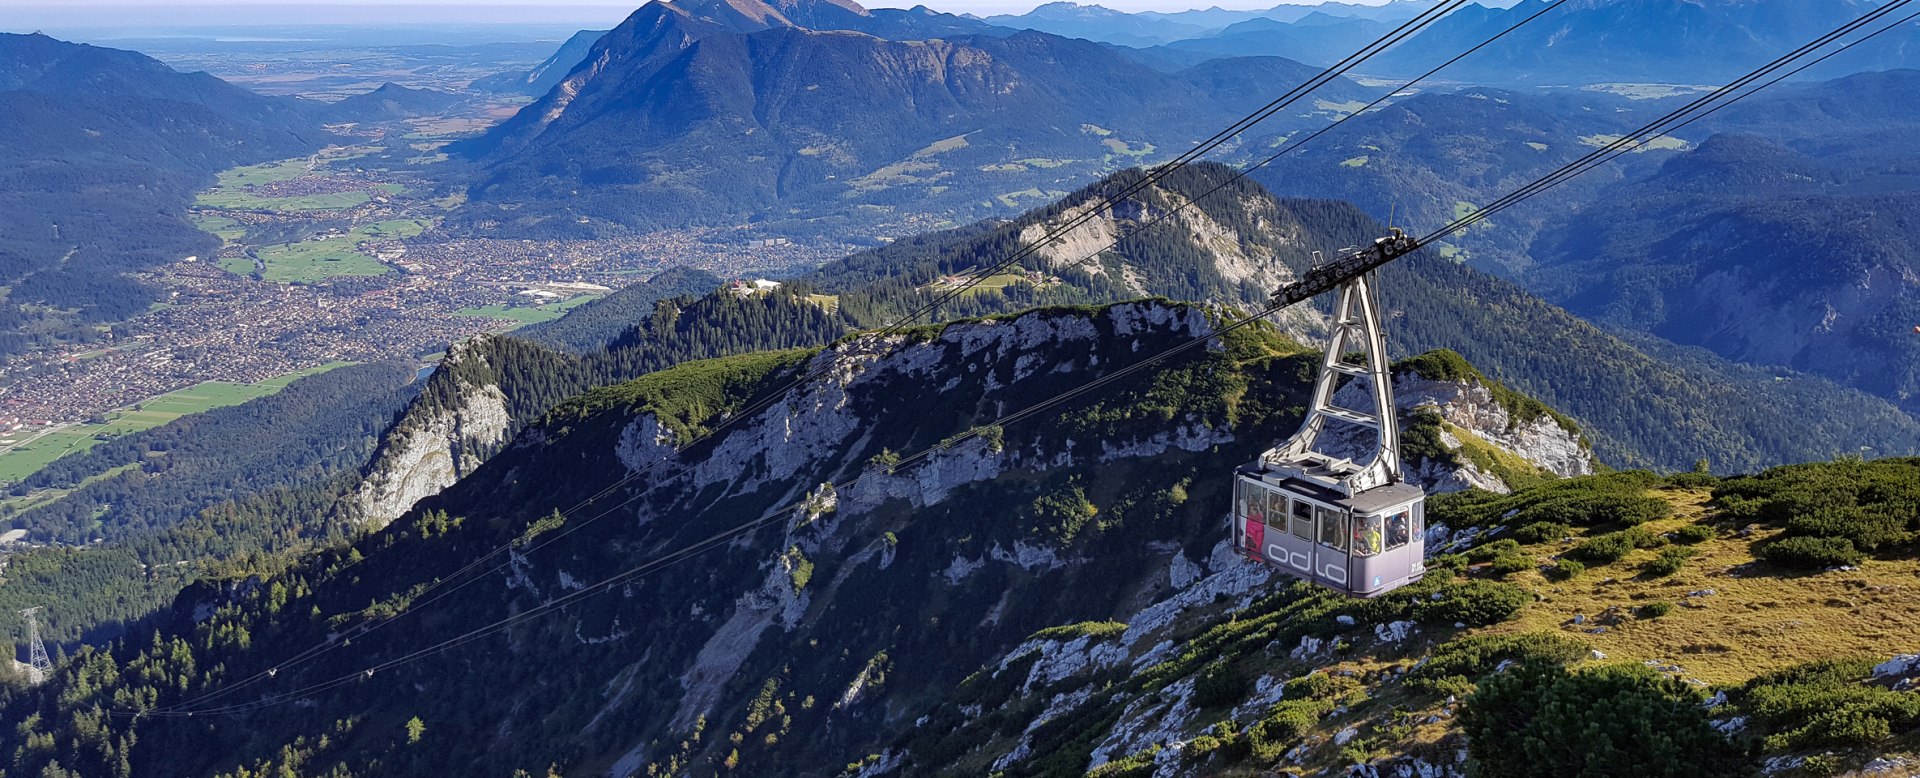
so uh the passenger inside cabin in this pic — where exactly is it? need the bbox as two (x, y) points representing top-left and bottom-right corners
(1386, 511), (1411, 548)
(1352, 515), (1383, 556)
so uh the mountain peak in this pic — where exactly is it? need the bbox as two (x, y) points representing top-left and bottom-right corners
(659, 0), (872, 31)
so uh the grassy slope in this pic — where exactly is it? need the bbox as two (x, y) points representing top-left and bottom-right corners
(904, 465), (1920, 777)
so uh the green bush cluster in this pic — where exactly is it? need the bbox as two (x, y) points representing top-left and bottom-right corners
(1192, 660), (1251, 709)
(1545, 558), (1585, 581)
(1429, 472), (1669, 532)
(1641, 547), (1695, 577)
(1568, 527), (1664, 564)
(1027, 621), (1127, 643)
(1465, 539), (1534, 579)
(1246, 673), (1362, 762)
(1760, 536), (1865, 569)
(1739, 658), (1920, 752)
(1669, 523), (1716, 544)
(1407, 580), (1533, 626)
(1087, 745), (1158, 778)
(1028, 481), (1099, 545)
(1716, 459), (1920, 569)
(1514, 521), (1573, 544)
(1465, 538), (1520, 562)
(1463, 663), (1747, 778)
(1487, 552), (1535, 578)
(1407, 632), (1587, 695)
(1637, 600), (1673, 619)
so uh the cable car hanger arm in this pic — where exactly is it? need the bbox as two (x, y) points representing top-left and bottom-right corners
(1270, 231), (1421, 310)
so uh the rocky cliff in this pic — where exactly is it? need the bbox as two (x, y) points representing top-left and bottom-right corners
(1318, 349), (1598, 495)
(351, 338), (515, 525)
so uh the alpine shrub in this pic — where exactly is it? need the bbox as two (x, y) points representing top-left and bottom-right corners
(1568, 527), (1662, 564)
(1193, 660), (1250, 709)
(1466, 538), (1521, 563)
(1741, 658), (1920, 752)
(1669, 523), (1715, 544)
(1545, 558), (1585, 581)
(1407, 632), (1587, 695)
(1463, 663), (1748, 778)
(1642, 547), (1695, 577)
(1759, 536), (1864, 569)
(1417, 580), (1531, 627)
(1514, 521), (1573, 544)
(1488, 553), (1534, 578)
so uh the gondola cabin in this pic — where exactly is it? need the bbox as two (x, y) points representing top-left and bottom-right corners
(1231, 251), (1428, 597)
(1232, 462), (1424, 597)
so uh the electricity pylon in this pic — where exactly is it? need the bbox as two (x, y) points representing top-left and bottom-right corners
(19, 607), (49, 685)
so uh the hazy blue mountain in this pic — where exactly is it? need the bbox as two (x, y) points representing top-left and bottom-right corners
(1161, 11), (1392, 66)
(1139, 0), (1444, 30)
(1374, 0), (1919, 85)
(1249, 86), (1668, 274)
(449, 0), (1359, 238)
(984, 1), (1214, 46)
(0, 32), (325, 353)
(1528, 128), (1920, 414)
(323, 82), (465, 122)
(468, 29), (607, 95)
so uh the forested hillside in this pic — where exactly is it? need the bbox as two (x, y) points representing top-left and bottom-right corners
(0, 363), (418, 643)
(1528, 126), (1920, 415)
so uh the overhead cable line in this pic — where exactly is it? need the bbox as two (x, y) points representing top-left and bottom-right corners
(141, 1), (1490, 715)
(132, 0), (1902, 719)
(130, 0), (1576, 718)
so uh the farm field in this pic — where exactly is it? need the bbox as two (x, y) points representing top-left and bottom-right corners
(455, 295), (598, 325)
(0, 362), (355, 484)
(226, 219), (431, 283)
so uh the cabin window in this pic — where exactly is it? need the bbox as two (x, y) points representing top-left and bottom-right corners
(1264, 490), (1288, 531)
(1290, 498), (1313, 540)
(1317, 507), (1346, 551)
(1235, 480), (1251, 521)
(1386, 511), (1411, 550)
(1353, 514), (1383, 557)
(1243, 482), (1265, 526)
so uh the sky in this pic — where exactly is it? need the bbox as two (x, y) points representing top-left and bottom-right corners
(0, 0), (1404, 27)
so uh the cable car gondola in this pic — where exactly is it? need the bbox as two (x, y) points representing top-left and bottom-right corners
(1232, 234), (1426, 597)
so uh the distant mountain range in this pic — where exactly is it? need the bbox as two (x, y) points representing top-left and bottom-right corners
(469, 29), (609, 96)
(1242, 64), (1920, 415)
(0, 32), (326, 354)
(1372, 0), (1920, 84)
(942, 0), (1920, 82)
(323, 82), (465, 122)
(448, 0), (1367, 238)
(984, 0), (1443, 45)
(984, 2), (1214, 46)
(1524, 71), (1920, 415)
